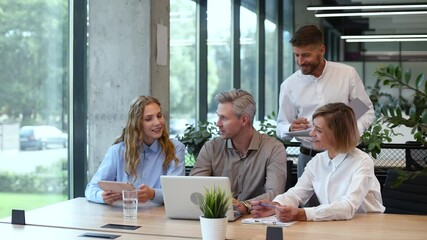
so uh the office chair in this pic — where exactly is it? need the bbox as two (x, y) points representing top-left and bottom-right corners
(382, 168), (427, 214)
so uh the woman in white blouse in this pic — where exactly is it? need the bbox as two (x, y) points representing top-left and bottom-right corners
(251, 102), (385, 222)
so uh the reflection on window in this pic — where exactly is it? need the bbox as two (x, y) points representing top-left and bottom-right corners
(240, 6), (257, 108)
(207, 0), (232, 122)
(265, 10), (278, 117)
(0, 0), (69, 218)
(170, 0), (197, 137)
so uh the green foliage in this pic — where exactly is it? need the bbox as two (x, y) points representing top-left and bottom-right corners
(373, 64), (427, 145)
(197, 186), (230, 219)
(0, 158), (67, 194)
(0, 192), (67, 218)
(361, 118), (402, 159)
(258, 111), (289, 145)
(391, 168), (427, 188)
(0, 0), (68, 125)
(177, 121), (219, 160)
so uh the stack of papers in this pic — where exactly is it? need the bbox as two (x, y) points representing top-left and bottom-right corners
(242, 216), (297, 227)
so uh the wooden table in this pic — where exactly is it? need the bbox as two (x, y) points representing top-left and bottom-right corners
(1, 197), (426, 240)
(0, 222), (191, 240)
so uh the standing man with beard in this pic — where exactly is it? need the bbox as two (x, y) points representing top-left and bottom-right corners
(276, 25), (375, 182)
(190, 89), (287, 215)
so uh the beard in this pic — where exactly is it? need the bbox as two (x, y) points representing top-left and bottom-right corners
(299, 55), (323, 75)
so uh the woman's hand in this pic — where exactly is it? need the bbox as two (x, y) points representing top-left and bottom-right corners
(101, 190), (122, 204)
(138, 184), (155, 203)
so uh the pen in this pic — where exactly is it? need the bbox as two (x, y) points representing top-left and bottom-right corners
(260, 203), (278, 209)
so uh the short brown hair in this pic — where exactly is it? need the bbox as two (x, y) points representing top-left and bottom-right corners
(312, 102), (359, 153)
(290, 25), (324, 47)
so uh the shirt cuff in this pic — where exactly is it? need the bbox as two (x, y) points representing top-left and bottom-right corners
(152, 188), (164, 204)
(304, 207), (315, 221)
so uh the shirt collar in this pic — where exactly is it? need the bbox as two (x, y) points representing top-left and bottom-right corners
(226, 128), (261, 151)
(330, 152), (347, 169)
(142, 139), (161, 153)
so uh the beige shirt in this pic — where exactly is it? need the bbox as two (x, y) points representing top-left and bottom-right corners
(190, 130), (287, 201)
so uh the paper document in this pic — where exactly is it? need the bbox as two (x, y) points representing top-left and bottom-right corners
(242, 216), (297, 227)
(285, 128), (312, 137)
(348, 97), (370, 120)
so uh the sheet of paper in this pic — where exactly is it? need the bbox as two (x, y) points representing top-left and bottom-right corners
(285, 128), (312, 137)
(242, 216), (297, 227)
(348, 97), (370, 120)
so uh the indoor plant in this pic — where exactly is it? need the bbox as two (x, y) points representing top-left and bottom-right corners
(197, 186), (231, 240)
(362, 64), (427, 180)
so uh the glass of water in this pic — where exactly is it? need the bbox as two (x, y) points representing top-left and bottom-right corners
(122, 189), (138, 219)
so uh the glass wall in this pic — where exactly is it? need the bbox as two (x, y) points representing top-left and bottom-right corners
(169, 0), (197, 137)
(207, 0), (232, 122)
(240, 6), (257, 106)
(0, 0), (69, 218)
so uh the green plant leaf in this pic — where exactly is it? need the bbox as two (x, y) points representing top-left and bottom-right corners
(404, 69), (412, 85)
(395, 65), (402, 81)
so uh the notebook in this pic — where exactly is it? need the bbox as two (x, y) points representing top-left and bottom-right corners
(160, 175), (241, 221)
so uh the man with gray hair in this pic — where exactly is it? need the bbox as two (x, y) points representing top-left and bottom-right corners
(190, 89), (287, 215)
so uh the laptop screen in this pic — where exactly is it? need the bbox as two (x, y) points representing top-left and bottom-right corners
(160, 175), (240, 221)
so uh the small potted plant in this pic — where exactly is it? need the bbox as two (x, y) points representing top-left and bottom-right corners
(197, 186), (231, 240)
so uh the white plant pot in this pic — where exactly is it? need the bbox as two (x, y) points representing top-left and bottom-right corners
(199, 216), (228, 240)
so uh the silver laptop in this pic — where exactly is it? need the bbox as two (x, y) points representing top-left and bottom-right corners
(160, 175), (241, 221)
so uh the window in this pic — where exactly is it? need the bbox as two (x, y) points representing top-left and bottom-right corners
(0, 0), (69, 218)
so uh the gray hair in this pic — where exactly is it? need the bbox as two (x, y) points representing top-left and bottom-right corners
(215, 89), (256, 124)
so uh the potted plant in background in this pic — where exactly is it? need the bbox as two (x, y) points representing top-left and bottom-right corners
(197, 186), (231, 240)
(361, 64), (427, 182)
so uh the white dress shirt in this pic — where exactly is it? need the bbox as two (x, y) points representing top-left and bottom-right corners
(276, 60), (375, 140)
(273, 148), (385, 221)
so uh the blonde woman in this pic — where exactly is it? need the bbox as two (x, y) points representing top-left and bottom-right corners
(85, 96), (185, 205)
(251, 102), (385, 221)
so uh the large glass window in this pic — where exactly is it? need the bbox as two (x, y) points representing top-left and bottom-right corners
(240, 6), (258, 106)
(207, 0), (232, 122)
(264, 0), (278, 117)
(169, 0), (197, 137)
(0, 0), (69, 218)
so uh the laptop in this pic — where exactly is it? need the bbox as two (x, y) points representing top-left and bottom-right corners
(160, 175), (241, 221)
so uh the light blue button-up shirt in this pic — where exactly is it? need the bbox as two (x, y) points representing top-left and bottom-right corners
(85, 138), (185, 204)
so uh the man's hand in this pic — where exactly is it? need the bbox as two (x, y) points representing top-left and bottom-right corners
(290, 118), (310, 132)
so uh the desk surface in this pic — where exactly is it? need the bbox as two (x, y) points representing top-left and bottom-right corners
(2, 197), (427, 240)
(0, 222), (190, 240)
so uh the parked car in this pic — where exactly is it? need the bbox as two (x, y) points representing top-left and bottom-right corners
(19, 125), (68, 150)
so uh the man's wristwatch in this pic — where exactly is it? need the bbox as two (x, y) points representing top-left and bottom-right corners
(242, 201), (252, 212)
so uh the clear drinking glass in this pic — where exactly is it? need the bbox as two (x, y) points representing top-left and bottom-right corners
(122, 189), (138, 219)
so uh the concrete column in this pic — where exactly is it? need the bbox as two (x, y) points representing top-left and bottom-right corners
(87, 0), (169, 178)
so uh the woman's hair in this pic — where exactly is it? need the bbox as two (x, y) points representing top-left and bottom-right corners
(290, 24), (324, 47)
(312, 102), (359, 153)
(114, 96), (178, 179)
(214, 89), (256, 124)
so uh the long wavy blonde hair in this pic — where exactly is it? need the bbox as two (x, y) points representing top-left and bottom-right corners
(113, 96), (178, 179)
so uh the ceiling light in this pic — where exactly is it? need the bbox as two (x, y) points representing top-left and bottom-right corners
(315, 10), (427, 17)
(345, 38), (427, 42)
(341, 35), (427, 39)
(307, 4), (427, 11)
